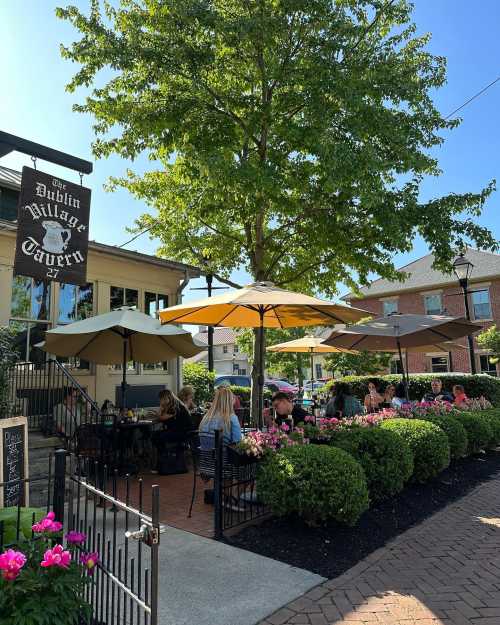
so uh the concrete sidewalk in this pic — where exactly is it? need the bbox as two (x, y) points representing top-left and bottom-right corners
(157, 527), (325, 625)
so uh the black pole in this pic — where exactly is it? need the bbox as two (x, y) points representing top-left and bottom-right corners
(310, 349), (314, 389)
(258, 308), (265, 429)
(207, 275), (214, 374)
(461, 280), (477, 374)
(214, 429), (223, 540)
(448, 350), (454, 372)
(397, 339), (409, 400)
(121, 336), (128, 409)
(52, 449), (67, 524)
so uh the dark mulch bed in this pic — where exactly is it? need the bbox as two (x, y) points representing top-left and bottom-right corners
(226, 449), (500, 579)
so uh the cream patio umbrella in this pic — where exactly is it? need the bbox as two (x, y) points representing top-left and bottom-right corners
(43, 307), (204, 407)
(159, 282), (369, 426)
(323, 313), (480, 397)
(267, 335), (357, 390)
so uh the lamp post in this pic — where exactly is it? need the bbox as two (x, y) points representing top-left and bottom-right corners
(452, 253), (476, 374)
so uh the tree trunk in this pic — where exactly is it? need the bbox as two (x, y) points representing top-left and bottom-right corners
(250, 326), (265, 426)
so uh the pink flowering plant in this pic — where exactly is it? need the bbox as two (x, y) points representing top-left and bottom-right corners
(0, 511), (96, 625)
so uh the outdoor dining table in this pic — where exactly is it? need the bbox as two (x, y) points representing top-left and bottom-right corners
(103, 418), (156, 474)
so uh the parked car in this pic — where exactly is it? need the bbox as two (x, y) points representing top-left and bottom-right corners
(214, 375), (251, 388)
(264, 379), (299, 397)
(302, 381), (325, 393)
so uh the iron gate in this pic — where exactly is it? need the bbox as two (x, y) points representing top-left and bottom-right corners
(64, 453), (161, 625)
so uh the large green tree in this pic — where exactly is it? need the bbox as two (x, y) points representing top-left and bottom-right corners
(58, 0), (497, 413)
(324, 349), (392, 376)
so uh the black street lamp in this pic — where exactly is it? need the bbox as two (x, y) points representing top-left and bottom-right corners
(452, 253), (476, 374)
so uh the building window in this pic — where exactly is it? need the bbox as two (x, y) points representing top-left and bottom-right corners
(424, 294), (442, 316)
(110, 286), (138, 310)
(480, 355), (497, 377)
(390, 359), (403, 374)
(431, 356), (448, 373)
(240, 368), (247, 375)
(58, 283), (93, 323)
(145, 292), (168, 318)
(471, 290), (492, 320)
(383, 300), (398, 316)
(234, 344), (239, 353)
(315, 363), (323, 379)
(57, 283), (93, 370)
(223, 345), (228, 354)
(143, 361), (169, 373)
(10, 276), (51, 367)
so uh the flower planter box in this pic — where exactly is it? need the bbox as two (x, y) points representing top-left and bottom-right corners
(227, 446), (260, 466)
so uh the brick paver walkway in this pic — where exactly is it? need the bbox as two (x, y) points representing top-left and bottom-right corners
(259, 475), (500, 625)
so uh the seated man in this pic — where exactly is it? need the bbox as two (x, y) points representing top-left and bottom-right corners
(422, 378), (453, 403)
(271, 391), (310, 427)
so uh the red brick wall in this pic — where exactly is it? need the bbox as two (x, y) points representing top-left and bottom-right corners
(348, 279), (500, 374)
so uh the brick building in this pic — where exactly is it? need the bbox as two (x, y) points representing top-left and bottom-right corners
(343, 249), (500, 376)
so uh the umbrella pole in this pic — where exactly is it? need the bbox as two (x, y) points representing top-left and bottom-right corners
(397, 339), (409, 401)
(310, 349), (314, 391)
(122, 336), (128, 409)
(258, 309), (265, 430)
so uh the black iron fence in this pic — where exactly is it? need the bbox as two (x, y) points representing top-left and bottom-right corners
(1, 450), (161, 625)
(213, 431), (270, 539)
(8, 359), (102, 448)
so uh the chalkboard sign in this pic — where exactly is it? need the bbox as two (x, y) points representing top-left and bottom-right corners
(0, 417), (29, 507)
(14, 166), (91, 285)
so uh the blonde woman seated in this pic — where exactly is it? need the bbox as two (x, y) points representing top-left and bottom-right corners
(199, 386), (242, 449)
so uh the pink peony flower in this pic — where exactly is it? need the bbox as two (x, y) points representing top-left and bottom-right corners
(0, 549), (26, 581)
(280, 423), (290, 432)
(80, 551), (99, 575)
(65, 531), (87, 546)
(32, 511), (63, 534)
(40, 544), (71, 569)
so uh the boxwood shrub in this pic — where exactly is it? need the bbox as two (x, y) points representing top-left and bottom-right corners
(323, 374), (500, 405)
(329, 427), (414, 501)
(380, 418), (450, 482)
(472, 409), (500, 449)
(257, 445), (369, 526)
(454, 411), (493, 454)
(418, 413), (468, 460)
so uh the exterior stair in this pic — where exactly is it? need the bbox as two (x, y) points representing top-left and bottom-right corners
(28, 431), (63, 508)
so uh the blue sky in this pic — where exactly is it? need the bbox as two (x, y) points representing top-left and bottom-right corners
(1, 1), (499, 302)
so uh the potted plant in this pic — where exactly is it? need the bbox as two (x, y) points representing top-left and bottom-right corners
(0, 512), (100, 625)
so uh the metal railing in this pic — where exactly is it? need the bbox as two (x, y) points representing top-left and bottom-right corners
(67, 454), (161, 625)
(213, 431), (270, 539)
(8, 359), (102, 448)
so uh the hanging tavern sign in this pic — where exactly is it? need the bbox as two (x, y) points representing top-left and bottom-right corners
(14, 166), (91, 285)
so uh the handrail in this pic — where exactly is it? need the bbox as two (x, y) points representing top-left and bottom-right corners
(49, 359), (100, 415)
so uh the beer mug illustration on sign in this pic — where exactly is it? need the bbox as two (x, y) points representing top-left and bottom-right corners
(41, 221), (71, 254)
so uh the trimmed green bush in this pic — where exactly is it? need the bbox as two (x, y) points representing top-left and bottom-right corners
(257, 445), (369, 525)
(419, 413), (468, 460)
(380, 418), (450, 482)
(454, 411), (493, 454)
(473, 409), (500, 449)
(182, 362), (215, 403)
(230, 385), (272, 402)
(329, 427), (414, 501)
(323, 374), (500, 405)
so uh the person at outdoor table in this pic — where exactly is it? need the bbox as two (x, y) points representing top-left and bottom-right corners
(363, 380), (384, 412)
(422, 378), (454, 403)
(53, 388), (82, 436)
(178, 385), (197, 413)
(199, 386), (242, 447)
(153, 389), (192, 444)
(382, 384), (396, 406)
(391, 382), (410, 409)
(271, 391), (310, 427)
(452, 384), (468, 407)
(325, 382), (363, 418)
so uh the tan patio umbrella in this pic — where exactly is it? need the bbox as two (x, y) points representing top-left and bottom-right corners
(43, 307), (204, 407)
(159, 282), (369, 425)
(267, 335), (357, 388)
(323, 314), (480, 397)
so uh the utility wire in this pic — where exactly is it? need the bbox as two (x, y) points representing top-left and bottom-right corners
(445, 76), (500, 120)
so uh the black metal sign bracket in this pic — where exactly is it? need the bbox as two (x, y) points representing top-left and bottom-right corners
(0, 130), (93, 175)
